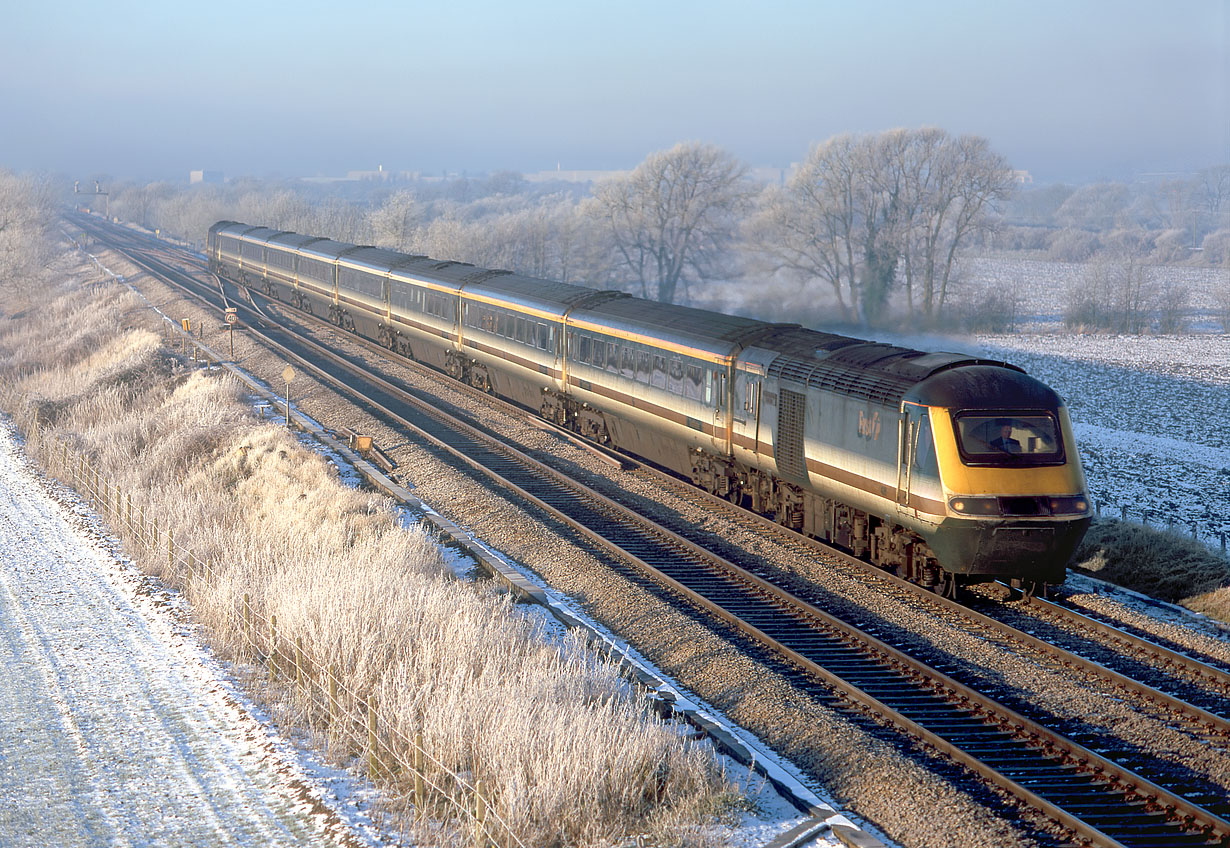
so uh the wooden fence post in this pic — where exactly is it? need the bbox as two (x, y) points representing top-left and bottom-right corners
(367, 695), (379, 780)
(475, 780), (487, 848)
(269, 614), (279, 681)
(126, 493), (132, 534)
(168, 529), (175, 574)
(295, 636), (304, 689)
(415, 731), (425, 815)
(328, 664), (338, 724)
(243, 593), (252, 651)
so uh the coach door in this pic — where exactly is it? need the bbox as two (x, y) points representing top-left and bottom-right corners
(897, 403), (931, 514)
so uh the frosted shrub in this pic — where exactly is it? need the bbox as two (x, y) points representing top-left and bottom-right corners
(1071, 519), (1230, 622)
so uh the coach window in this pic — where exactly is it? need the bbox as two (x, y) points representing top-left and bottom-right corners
(651, 354), (667, 389)
(668, 357), (684, 394)
(578, 334), (591, 363)
(682, 364), (699, 400)
(619, 346), (636, 378)
(636, 350), (652, 383)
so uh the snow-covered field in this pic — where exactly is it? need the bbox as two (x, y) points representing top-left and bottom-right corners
(0, 422), (377, 848)
(958, 256), (1229, 332)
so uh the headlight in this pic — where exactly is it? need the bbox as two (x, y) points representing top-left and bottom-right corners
(1048, 496), (1090, 515)
(948, 497), (1001, 516)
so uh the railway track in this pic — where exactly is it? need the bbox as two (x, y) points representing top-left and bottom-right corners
(73, 214), (1230, 847)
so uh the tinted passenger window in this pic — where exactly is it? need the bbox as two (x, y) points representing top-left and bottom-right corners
(684, 364), (702, 400)
(651, 355), (667, 389)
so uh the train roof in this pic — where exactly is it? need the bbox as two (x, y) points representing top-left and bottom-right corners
(568, 297), (771, 362)
(908, 364), (1062, 410)
(337, 246), (407, 275)
(751, 325), (1025, 406)
(213, 222), (256, 240)
(266, 232), (324, 251)
(388, 257), (480, 290)
(462, 272), (623, 320)
(299, 238), (361, 262)
(238, 226), (285, 245)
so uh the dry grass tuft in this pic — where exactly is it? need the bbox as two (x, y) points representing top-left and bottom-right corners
(0, 258), (745, 846)
(1071, 518), (1230, 621)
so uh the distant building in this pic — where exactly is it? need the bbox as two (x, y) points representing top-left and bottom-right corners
(524, 167), (630, 184)
(1011, 170), (1033, 185)
(189, 170), (223, 185)
(301, 166), (420, 184)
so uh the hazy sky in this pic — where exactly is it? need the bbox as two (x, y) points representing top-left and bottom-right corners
(3, 0), (1226, 183)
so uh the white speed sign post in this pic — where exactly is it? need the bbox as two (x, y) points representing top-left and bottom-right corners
(282, 365), (295, 427)
(225, 308), (238, 358)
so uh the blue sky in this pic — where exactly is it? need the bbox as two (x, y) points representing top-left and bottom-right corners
(2, 0), (1226, 183)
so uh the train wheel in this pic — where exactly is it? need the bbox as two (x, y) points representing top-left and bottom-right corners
(933, 572), (959, 600)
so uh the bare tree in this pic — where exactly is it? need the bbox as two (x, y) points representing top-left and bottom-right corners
(926, 134), (1015, 314)
(1215, 268), (1230, 332)
(1154, 278), (1190, 334)
(1055, 183), (1132, 232)
(0, 170), (57, 297)
(587, 142), (750, 303)
(1196, 165), (1230, 217)
(744, 135), (861, 321)
(370, 190), (421, 252)
(746, 128), (1011, 325)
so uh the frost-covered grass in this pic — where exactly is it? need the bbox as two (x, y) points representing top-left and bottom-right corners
(0, 265), (743, 846)
(1072, 519), (1230, 622)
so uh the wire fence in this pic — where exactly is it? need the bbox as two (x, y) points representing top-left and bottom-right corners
(1092, 499), (1229, 556)
(0, 385), (526, 848)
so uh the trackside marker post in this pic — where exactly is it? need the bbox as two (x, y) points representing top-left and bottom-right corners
(282, 365), (295, 427)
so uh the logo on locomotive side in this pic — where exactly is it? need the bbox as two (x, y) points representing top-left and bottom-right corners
(858, 409), (881, 441)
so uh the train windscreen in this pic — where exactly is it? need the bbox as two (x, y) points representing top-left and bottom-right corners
(953, 413), (1064, 465)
